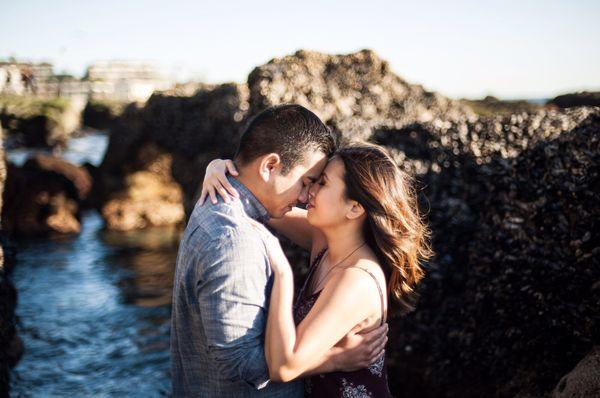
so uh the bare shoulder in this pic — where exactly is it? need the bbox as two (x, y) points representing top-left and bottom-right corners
(353, 258), (387, 285)
(327, 257), (385, 299)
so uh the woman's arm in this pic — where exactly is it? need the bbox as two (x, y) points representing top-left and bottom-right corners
(265, 251), (380, 382)
(266, 207), (321, 252)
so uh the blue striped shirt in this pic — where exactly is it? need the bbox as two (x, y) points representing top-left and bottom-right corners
(170, 177), (303, 397)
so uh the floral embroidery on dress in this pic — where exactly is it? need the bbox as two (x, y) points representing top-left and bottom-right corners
(340, 378), (374, 398)
(367, 351), (385, 377)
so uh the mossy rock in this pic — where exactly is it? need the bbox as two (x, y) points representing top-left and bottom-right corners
(82, 99), (127, 130)
(0, 95), (74, 147)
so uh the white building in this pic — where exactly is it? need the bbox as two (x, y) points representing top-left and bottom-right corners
(0, 59), (173, 102)
(0, 61), (52, 95)
(85, 61), (172, 102)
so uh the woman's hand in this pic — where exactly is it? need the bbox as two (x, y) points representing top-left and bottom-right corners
(264, 233), (293, 276)
(199, 159), (239, 205)
(247, 219), (292, 276)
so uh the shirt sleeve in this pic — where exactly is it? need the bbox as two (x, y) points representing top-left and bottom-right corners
(194, 227), (273, 390)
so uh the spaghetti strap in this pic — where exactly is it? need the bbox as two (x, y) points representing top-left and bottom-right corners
(344, 266), (387, 326)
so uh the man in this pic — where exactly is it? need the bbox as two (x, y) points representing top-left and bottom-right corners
(171, 104), (387, 397)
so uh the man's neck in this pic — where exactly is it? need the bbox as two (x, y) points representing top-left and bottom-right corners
(235, 169), (268, 212)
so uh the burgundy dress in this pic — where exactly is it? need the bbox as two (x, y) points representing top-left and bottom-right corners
(293, 249), (393, 398)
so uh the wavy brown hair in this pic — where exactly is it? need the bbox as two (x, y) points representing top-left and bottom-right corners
(336, 142), (434, 314)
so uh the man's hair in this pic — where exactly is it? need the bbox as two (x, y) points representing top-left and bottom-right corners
(234, 104), (336, 174)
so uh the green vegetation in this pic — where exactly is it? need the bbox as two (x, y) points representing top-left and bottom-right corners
(0, 95), (72, 147)
(0, 95), (70, 119)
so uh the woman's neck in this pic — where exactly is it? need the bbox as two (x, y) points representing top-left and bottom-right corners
(321, 224), (366, 266)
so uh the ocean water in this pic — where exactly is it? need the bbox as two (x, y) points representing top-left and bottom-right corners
(7, 133), (179, 396)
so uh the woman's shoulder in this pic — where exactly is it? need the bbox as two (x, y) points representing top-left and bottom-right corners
(328, 257), (385, 296)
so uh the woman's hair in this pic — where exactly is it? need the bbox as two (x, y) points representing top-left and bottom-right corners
(336, 142), (433, 314)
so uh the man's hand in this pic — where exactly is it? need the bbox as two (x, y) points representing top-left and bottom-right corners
(330, 322), (389, 372)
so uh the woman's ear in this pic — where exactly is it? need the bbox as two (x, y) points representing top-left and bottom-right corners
(258, 153), (281, 182)
(346, 200), (365, 220)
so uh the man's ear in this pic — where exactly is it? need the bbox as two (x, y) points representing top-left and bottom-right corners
(346, 200), (365, 220)
(258, 153), (282, 182)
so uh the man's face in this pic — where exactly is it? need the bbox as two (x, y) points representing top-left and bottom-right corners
(266, 150), (328, 218)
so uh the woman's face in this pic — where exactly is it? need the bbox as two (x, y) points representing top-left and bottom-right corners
(306, 157), (353, 228)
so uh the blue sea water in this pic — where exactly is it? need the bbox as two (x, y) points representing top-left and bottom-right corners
(7, 133), (178, 397)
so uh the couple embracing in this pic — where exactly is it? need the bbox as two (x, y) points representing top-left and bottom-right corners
(170, 104), (432, 397)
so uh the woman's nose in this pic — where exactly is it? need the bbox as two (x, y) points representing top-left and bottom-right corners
(308, 183), (318, 199)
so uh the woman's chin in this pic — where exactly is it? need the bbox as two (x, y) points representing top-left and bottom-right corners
(306, 208), (316, 225)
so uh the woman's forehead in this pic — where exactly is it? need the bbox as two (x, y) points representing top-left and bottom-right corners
(324, 156), (344, 176)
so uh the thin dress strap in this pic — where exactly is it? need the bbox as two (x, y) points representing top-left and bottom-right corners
(343, 266), (387, 326)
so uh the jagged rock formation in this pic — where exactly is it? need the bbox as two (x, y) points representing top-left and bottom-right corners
(100, 142), (185, 231)
(374, 108), (599, 397)
(0, 96), (83, 148)
(549, 91), (600, 108)
(93, 83), (249, 228)
(0, 122), (22, 397)
(2, 155), (92, 236)
(95, 50), (470, 227)
(248, 49), (473, 141)
(81, 99), (127, 130)
(552, 346), (600, 398)
(461, 95), (542, 116)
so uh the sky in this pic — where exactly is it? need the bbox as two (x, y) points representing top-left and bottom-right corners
(1, 0), (599, 99)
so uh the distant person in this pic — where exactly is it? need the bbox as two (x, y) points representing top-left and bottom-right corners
(201, 139), (433, 396)
(170, 104), (388, 397)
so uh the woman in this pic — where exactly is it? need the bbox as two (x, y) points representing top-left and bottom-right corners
(200, 143), (433, 397)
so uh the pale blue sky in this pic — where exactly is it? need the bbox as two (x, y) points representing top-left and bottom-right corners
(1, 0), (599, 99)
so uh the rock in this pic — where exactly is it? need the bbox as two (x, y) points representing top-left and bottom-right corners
(552, 347), (600, 398)
(378, 108), (600, 397)
(95, 50), (473, 228)
(100, 143), (184, 231)
(549, 91), (600, 108)
(2, 155), (92, 237)
(0, 95), (83, 148)
(95, 83), (249, 224)
(0, 121), (21, 396)
(462, 95), (543, 117)
(81, 99), (127, 130)
(248, 49), (473, 141)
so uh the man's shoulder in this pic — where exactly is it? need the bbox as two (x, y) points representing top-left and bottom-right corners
(188, 199), (263, 244)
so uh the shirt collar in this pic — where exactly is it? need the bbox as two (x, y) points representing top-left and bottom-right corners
(228, 176), (270, 223)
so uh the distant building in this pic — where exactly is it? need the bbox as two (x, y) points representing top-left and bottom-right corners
(85, 61), (172, 102)
(0, 59), (173, 102)
(0, 60), (53, 95)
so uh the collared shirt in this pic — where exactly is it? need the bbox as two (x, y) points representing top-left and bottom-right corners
(170, 177), (303, 397)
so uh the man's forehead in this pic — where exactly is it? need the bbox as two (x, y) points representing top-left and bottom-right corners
(302, 152), (328, 178)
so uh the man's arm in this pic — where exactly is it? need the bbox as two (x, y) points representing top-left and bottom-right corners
(301, 322), (389, 376)
(194, 228), (272, 389)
